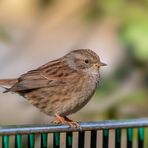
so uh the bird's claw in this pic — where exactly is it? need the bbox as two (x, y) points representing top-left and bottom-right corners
(67, 121), (81, 129)
(53, 115), (81, 129)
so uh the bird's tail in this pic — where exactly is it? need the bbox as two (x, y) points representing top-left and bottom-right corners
(0, 79), (17, 91)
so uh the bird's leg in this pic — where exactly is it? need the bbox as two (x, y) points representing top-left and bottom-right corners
(54, 114), (66, 124)
(54, 114), (80, 128)
(63, 116), (80, 128)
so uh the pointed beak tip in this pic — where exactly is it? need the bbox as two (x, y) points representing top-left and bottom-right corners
(100, 62), (107, 66)
(94, 62), (107, 68)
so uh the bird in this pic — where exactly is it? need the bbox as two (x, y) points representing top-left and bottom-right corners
(0, 49), (106, 128)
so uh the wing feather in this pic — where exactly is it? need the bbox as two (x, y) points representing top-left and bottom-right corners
(9, 59), (69, 92)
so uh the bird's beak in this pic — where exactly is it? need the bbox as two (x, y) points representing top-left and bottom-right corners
(99, 62), (107, 66)
(94, 62), (107, 68)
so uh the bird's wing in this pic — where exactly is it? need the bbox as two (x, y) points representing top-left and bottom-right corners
(9, 69), (66, 92)
(8, 59), (68, 92)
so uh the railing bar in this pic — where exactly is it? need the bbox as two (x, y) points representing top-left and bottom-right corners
(115, 128), (121, 148)
(127, 128), (133, 148)
(66, 132), (73, 148)
(41, 133), (48, 148)
(15, 134), (22, 148)
(138, 127), (144, 148)
(53, 132), (60, 148)
(2, 135), (9, 148)
(0, 125), (147, 148)
(90, 130), (97, 148)
(103, 129), (109, 148)
(0, 119), (148, 135)
(78, 131), (85, 148)
(28, 134), (35, 148)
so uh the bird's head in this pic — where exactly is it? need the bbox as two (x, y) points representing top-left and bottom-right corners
(65, 49), (107, 75)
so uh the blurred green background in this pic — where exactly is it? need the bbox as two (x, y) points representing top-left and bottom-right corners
(0, 0), (147, 125)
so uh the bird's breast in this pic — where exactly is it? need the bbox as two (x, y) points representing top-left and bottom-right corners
(61, 74), (99, 115)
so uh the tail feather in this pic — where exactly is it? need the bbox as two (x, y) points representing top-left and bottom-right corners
(0, 79), (17, 88)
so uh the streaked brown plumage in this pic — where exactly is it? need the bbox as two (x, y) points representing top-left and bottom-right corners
(0, 49), (106, 127)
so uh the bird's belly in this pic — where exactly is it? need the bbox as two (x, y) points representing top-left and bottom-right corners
(61, 94), (93, 116)
(57, 82), (97, 116)
(27, 77), (97, 116)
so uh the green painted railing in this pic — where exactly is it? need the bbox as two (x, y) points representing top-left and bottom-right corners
(0, 118), (148, 148)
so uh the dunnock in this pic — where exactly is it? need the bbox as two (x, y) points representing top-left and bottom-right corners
(0, 49), (106, 127)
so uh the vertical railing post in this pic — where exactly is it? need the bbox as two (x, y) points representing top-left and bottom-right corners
(2, 135), (9, 148)
(103, 129), (109, 148)
(90, 130), (97, 148)
(41, 133), (48, 148)
(78, 131), (85, 148)
(127, 128), (133, 148)
(66, 132), (73, 148)
(53, 132), (60, 148)
(28, 134), (35, 148)
(138, 128), (144, 148)
(115, 128), (121, 148)
(15, 134), (22, 148)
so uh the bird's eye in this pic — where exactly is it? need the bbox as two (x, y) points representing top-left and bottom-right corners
(84, 59), (89, 64)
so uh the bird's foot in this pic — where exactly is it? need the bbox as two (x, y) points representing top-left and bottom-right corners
(54, 114), (80, 128)
(64, 116), (80, 128)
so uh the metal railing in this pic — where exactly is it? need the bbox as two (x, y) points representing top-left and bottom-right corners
(0, 118), (148, 148)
